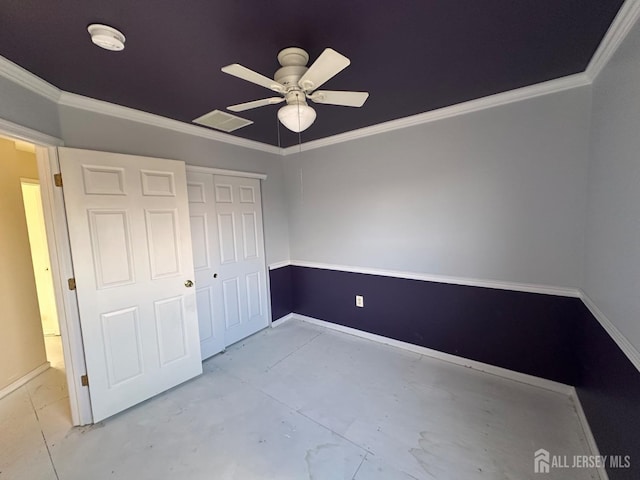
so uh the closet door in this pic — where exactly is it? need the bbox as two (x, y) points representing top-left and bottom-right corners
(188, 171), (269, 356)
(187, 171), (224, 359)
(213, 175), (269, 346)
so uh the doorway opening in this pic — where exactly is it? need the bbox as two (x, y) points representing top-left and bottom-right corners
(21, 177), (67, 381)
(0, 136), (71, 426)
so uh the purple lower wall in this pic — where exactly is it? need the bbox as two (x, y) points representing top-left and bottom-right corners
(269, 264), (640, 478)
(573, 303), (640, 480)
(290, 265), (582, 384)
(268, 265), (293, 322)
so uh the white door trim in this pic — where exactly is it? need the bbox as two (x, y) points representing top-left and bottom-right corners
(0, 117), (63, 146)
(0, 117), (92, 425)
(186, 164), (267, 180)
(36, 146), (93, 425)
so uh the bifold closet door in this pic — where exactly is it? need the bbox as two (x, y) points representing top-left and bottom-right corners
(187, 172), (269, 357)
(214, 175), (269, 346)
(187, 171), (225, 359)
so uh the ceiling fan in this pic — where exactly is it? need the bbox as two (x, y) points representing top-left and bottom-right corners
(221, 47), (369, 133)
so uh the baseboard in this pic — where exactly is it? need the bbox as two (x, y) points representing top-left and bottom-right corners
(282, 313), (573, 396)
(0, 362), (50, 400)
(571, 388), (609, 480)
(276, 313), (609, 477)
(271, 312), (295, 327)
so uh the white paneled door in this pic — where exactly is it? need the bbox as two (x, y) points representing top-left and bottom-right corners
(215, 175), (269, 346)
(187, 171), (269, 354)
(58, 147), (202, 422)
(186, 171), (225, 359)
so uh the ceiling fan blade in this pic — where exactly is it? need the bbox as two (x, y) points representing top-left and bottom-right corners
(221, 64), (284, 93)
(307, 90), (369, 107)
(227, 97), (285, 112)
(298, 48), (350, 92)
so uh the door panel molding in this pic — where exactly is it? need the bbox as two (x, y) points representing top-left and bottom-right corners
(187, 169), (270, 354)
(59, 147), (202, 422)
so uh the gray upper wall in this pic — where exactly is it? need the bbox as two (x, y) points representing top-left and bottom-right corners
(57, 105), (290, 265)
(583, 15), (640, 351)
(0, 76), (60, 138)
(0, 76), (290, 266)
(283, 86), (592, 289)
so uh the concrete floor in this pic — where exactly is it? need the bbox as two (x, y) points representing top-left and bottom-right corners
(0, 321), (599, 479)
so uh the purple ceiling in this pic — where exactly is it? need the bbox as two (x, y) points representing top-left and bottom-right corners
(0, 1), (624, 147)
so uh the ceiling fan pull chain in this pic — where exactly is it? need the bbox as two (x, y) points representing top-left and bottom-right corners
(296, 94), (303, 152)
(276, 114), (282, 149)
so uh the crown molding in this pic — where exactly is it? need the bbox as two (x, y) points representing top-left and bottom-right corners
(0, 54), (280, 154)
(185, 164), (267, 180)
(1, 0), (638, 157)
(57, 92), (281, 155)
(585, 0), (640, 81)
(0, 56), (590, 157)
(281, 73), (590, 155)
(0, 56), (60, 102)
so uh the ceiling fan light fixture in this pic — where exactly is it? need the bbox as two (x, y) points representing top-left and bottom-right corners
(277, 103), (316, 133)
(87, 24), (126, 51)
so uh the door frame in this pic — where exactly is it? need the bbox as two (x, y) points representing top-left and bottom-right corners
(184, 165), (275, 332)
(0, 118), (93, 425)
(0, 116), (274, 426)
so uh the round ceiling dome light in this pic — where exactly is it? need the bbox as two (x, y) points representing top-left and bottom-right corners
(87, 24), (126, 51)
(278, 103), (316, 133)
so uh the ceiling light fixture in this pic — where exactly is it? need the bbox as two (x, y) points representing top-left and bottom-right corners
(277, 101), (316, 133)
(87, 24), (126, 51)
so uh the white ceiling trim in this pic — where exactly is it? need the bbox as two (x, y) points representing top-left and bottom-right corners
(0, 56), (60, 102)
(186, 164), (267, 180)
(281, 73), (590, 155)
(0, 0), (637, 156)
(585, 0), (640, 81)
(57, 92), (281, 155)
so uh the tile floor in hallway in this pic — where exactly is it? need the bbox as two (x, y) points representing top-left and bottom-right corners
(0, 321), (599, 480)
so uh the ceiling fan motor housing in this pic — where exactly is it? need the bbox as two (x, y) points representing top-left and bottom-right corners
(219, 45), (368, 132)
(275, 65), (308, 88)
(275, 47), (311, 88)
(277, 47), (309, 66)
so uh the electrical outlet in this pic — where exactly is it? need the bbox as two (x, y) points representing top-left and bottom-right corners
(355, 295), (364, 308)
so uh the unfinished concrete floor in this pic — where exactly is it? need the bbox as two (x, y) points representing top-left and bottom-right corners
(0, 321), (599, 479)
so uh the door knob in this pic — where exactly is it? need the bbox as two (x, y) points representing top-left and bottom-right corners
(184, 280), (194, 288)
(213, 273), (218, 278)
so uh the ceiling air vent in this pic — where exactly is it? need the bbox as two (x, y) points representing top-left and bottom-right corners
(192, 110), (253, 132)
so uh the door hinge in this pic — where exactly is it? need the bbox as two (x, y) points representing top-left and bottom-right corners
(68, 278), (76, 290)
(53, 173), (63, 187)
(81, 374), (89, 387)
